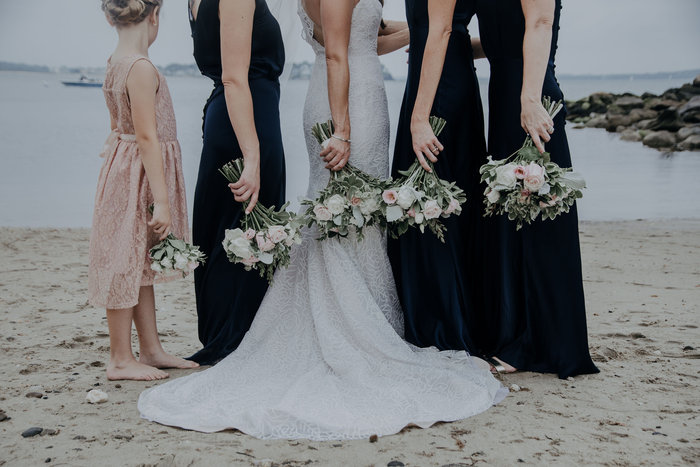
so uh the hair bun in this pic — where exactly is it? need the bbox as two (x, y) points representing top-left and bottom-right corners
(102, 0), (161, 26)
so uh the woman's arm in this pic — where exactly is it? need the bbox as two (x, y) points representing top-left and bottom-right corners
(318, 0), (354, 171)
(220, 0), (260, 212)
(410, 0), (456, 172)
(471, 37), (485, 60)
(520, 0), (555, 153)
(127, 60), (171, 240)
(377, 20), (409, 56)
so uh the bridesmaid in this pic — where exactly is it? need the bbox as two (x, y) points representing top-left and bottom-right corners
(475, 0), (599, 378)
(389, 0), (487, 353)
(188, 0), (286, 365)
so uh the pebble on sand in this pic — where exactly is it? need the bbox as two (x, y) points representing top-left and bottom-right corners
(85, 389), (109, 404)
(21, 427), (43, 438)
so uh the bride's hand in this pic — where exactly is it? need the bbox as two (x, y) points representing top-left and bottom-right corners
(320, 136), (351, 172)
(410, 119), (443, 173)
(229, 157), (260, 213)
(521, 96), (554, 154)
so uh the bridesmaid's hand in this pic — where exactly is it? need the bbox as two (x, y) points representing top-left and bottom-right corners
(148, 201), (172, 240)
(320, 136), (351, 172)
(521, 96), (554, 153)
(229, 159), (260, 213)
(410, 119), (443, 173)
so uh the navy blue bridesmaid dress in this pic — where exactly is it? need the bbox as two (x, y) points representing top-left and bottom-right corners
(188, 0), (286, 365)
(389, 0), (488, 353)
(475, 0), (598, 378)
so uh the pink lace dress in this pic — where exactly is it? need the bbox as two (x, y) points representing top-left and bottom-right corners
(88, 55), (189, 309)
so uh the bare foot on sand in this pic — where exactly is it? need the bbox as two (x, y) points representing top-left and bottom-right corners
(139, 351), (200, 370)
(106, 360), (169, 381)
(491, 356), (518, 374)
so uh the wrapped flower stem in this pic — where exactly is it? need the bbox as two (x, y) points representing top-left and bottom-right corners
(147, 205), (206, 277)
(301, 120), (387, 241)
(219, 159), (302, 283)
(381, 116), (466, 243)
(479, 97), (585, 230)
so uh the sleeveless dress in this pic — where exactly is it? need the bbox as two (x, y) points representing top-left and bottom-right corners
(188, 0), (286, 365)
(388, 0), (488, 354)
(138, 0), (505, 441)
(88, 55), (189, 309)
(475, 0), (599, 378)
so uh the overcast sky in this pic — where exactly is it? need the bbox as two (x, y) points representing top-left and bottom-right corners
(1, 0), (698, 77)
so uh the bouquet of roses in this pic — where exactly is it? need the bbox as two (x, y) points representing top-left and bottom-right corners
(479, 97), (586, 230)
(381, 117), (466, 243)
(219, 159), (302, 283)
(148, 206), (206, 278)
(301, 120), (385, 241)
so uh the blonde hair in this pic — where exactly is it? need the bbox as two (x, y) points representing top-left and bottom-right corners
(101, 0), (162, 26)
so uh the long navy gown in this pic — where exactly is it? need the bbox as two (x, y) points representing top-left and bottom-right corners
(475, 0), (598, 378)
(389, 0), (487, 353)
(188, 0), (286, 365)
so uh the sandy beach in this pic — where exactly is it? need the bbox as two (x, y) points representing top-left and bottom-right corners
(0, 219), (698, 466)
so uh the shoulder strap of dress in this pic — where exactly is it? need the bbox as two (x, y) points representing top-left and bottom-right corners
(123, 55), (161, 94)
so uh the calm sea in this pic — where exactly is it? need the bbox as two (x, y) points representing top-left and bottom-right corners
(0, 71), (698, 227)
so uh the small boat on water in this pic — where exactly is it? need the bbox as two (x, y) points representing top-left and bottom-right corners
(62, 75), (103, 88)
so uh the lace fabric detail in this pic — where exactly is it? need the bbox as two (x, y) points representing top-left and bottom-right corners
(138, 4), (506, 440)
(88, 55), (189, 309)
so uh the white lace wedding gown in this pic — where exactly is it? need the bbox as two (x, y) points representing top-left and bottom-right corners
(138, 0), (506, 441)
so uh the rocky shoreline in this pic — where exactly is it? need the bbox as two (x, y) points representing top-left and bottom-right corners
(565, 75), (700, 152)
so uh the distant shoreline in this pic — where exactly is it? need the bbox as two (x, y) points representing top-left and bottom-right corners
(1, 61), (698, 82)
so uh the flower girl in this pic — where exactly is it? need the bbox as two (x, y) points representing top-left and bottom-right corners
(88, 0), (198, 380)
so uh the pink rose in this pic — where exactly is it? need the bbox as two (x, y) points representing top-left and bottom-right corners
(423, 200), (442, 219)
(444, 198), (460, 215)
(256, 233), (275, 252)
(267, 225), (288, 244)
(514, 165), (527, 180)
(382, 189), (398, 205)
(523, 174), (545, 192)
(525, 162), (545, 178)
(407, 208), (416, 218)
(350, 196), (362, 206)
(244, 229), (256, 240)
(313, 204), (333, 222)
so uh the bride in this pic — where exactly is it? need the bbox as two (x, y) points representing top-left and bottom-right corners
(138, 0), (506, 441)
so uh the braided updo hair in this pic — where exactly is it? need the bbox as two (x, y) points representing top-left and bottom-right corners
(101, 0), (162, 26)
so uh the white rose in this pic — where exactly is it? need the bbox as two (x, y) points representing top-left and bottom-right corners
(423, 200), (442, 219)
(396, 186), (417, 210)
(494, 164), (518, 189)
(224, 229), (254, 259)
(313, 204), (333, 222)
(415, 212), (425, 224)
(325, 194), (347, 215)
(538, 183), (551, 195)
(359, 196), (379, 215)
(486, 189), (501, 204)
(386, 205), (404, 222)
(173, 252), (188, 270)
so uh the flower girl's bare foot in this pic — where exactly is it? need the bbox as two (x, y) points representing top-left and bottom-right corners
(139, 351), (200, 370)
(106, 360), (169, 381)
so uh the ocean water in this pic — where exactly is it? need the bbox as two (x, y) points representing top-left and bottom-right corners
(0, 71), (698, 227)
